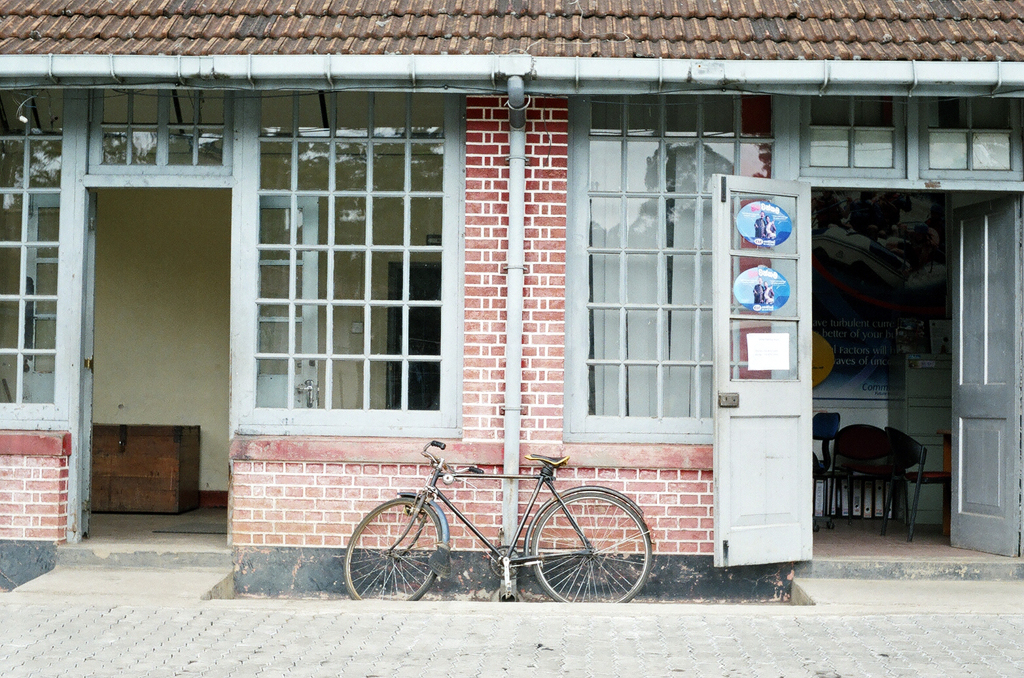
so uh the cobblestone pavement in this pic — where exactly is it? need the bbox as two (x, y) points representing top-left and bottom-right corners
(2, 600), (1024, 677)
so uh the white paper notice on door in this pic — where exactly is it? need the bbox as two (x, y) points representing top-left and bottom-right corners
(747, 332), (790, 371)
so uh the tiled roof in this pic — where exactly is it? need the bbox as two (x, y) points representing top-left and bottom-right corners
(1, 1), (1023, 61)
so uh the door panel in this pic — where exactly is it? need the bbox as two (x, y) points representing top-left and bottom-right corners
(951, 198), (1022, 556)
(714, 175), (812, 567)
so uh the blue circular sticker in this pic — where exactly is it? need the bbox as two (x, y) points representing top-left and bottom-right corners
(733, 266), (791, 313)
(736, 201), (792, 248)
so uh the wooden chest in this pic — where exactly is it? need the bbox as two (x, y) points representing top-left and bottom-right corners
(91, 424), (200, 514)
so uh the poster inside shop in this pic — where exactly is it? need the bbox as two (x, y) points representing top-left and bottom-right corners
(811, 190), (947, 401)
(736, 201), (793, 248)
(733, 265), (791, 313)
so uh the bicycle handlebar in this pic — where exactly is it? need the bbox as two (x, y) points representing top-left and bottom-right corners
(421, 440), (447, 467)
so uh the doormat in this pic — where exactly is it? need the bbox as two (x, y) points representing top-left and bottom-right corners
(153, 523), (227, 535)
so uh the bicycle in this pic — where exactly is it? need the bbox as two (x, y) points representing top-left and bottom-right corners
(343, 440), (653, 603)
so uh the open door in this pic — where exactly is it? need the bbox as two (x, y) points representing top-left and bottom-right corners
(73, 191), (97, 539)
(951, 197), (1023, 557)
(713, 175), (812, 567)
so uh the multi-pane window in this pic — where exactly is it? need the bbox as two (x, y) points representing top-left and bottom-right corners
(0, 90), (62, 405)
(924, 98), (1017, 172)
(96, 90), (229, 168)
(574, 95), (772, 436)
(806, 97), (902, 170)
(255, 92), (448, 415)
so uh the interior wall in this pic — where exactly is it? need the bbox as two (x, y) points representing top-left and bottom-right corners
(92, 188), (231, 492)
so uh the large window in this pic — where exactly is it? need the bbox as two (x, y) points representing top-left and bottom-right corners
(921, 98), (1020, 176)
(249, 92), (457, 432)
(0, 90), (62, 406)
(568, 95), (773, 441)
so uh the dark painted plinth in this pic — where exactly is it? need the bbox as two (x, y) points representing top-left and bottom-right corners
(0, 541), (57, 591)
(234, 546), (793, 602)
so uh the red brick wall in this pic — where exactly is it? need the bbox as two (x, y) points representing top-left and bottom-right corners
(230, 97), (715, 557)
(0, 432), (70, 542)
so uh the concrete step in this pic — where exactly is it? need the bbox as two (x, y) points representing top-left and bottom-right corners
(792, 577), (1024, 613)
(56, 544), (233, 570)
(7, 566), (234, 604)
(795, 557), (1024, 581)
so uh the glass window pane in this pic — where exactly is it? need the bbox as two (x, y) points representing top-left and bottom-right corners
(409, 94), (444, 138)
(809, 128), (848, 167)
(103, 91), (129, 124)
(33, 205), (59, 243)
(22, 357), (54, 404)
(931, 99), (966, 129)
(409, 255), (442, 301)
(29, 248), (58, 295)
(665, 141), (697, 194)
(332, 360), (364, 409)
(197, 133), (223, 166)
(259, 206), (290, 246)
(132, 94), (158, 125)
(28, 140), (60, 188)
(293, 359), (325, 409)
(589, 139), (621, 192)
(102, 132), (127, 165)
(740, 95), (773, 137)
(699, 308), (713, 361)
(256, 359), (289, 407)
(667, 309), (695, 360)
(626, 365), (657, 416)
(589, 309), (620, 360)
(625, 310), (658, 360)
(410, 143), (444, 192)
(260, 141), (292, 190)
(852, 129), (893, 168)
(664, 366), (693, 417)
(589, 197), (622, 248)
(336, 92), (369, 137)
(0, 354), (16, 403)
(295, 250), (328, 301)
(740, 142), (773, 178)
(589, 365), (620, 416)
(333, 306), (364, 354)
(168, 127), (193, 165)
(703, 142), (734, 190)
(729, 320), (798, 380)
(333, 251), (366, 300)
(297, 141), (330, 190)
(410, 197), (443, 248)
(853, 98), (892, 127)
(297, 197), (328, 247)
(335, 143), (367, 191)
(929, 131), (968, 169)
(408, 361), (440, 410)
(335, 197), (366, 246)
(0, 139), (24, 188)
(257, 305), (289, 353)
(0, 247), (19, 295)
(0, 299), (18, 349)
(373, 143), (406, 192)
(371, 251), (404, 301)
(668, 254), (697, 306)
(811, 97), (849, 126)
(704, 97), (735, 136)
(369, 360), (400, 409)
(258, 251), (290, 299)
(409, 308), (441, 355)
(972, 99), (1010, 129)
(625, 254), (658, 304)
(372, 197), (404, 246)
(626, 96), (659, 136)
(625, 141), (659, 193)
(297, 93), (330, 137)
(262, 93), (293, 136)
(370, 306), (400, 355)
(665, 96), (697, 136)
(666, 198), (697, 250)
(373, 93), (406, 138)
(973, 132), (1011, 170)
(294, 304), (327, 354)
(589, 254), (621, 304)
(1, 194), (23, 241)
(132, 131), (157, 165)
(626, 198), (659, 249)
(590, 97), (623, 135)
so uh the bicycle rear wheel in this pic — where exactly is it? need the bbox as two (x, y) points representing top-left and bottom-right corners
(344, 497), (443, 601)
(529, 491), (653, 603)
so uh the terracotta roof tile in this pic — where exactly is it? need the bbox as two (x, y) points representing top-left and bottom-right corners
(1, 0), (1023, 60)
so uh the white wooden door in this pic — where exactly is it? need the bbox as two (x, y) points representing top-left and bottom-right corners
(76, 192), (98, 537)
(951, 198), (1023, 557)
(713, 175), (812, 567)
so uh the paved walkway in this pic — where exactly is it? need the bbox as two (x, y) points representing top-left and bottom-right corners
(3, 596), (1024, 677)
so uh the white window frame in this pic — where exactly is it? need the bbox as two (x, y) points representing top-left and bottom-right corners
(917, 98), (1022, 181)
(232, 92), (463, 437)
(566, 94), (774, 443)
(799, 97), (906, 180)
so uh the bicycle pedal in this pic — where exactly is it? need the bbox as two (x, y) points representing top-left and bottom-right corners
(428, 542), (451, 578)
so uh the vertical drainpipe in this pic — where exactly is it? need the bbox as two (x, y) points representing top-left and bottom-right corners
(502, 76), (528, 593)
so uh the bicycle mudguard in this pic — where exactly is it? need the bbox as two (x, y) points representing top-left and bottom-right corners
(397, 492), (452, 578)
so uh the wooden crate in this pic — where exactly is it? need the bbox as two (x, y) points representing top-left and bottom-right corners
(91, 424), (200, 513)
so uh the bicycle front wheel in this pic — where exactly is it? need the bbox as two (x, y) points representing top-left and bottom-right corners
(344, 497), (443, 601)
(529, 491), (653, 603)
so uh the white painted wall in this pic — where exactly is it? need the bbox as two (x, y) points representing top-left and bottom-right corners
(92, 188), (231, 492)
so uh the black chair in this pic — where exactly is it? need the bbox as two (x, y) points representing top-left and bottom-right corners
(882, 427), (952, 542)
(832, 424), (893, 522)
(812, 412), (840, 531)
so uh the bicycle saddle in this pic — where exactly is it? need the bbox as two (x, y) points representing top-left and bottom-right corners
(524, 453), (570, 468)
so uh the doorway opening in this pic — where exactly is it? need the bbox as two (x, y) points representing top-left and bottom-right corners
(84, 188), (231, 550)
(810, 189), (1021, 567)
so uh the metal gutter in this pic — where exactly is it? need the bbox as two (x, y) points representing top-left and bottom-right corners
(4, 55), (1024, 98)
